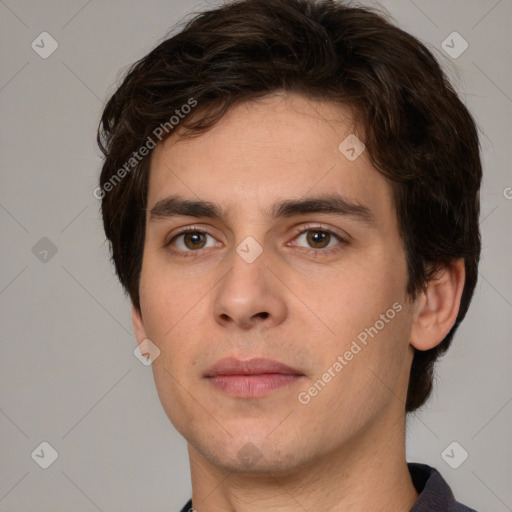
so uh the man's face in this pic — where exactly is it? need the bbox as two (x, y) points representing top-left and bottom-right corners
(134, 92), (416, 473)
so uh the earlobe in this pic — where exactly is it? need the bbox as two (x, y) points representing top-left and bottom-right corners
(132, 304), (148, 345)
(410, 259), (466, 351)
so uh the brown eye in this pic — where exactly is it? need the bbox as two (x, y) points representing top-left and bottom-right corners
(182, 232), (207, 250)
(294, 229), (342, 251)
(305, 230), (332, 249)
(289, 225), (348, 257)
(169, 229), (218, 253)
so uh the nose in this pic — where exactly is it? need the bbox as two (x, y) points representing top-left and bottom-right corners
(211, 247), (288, 331)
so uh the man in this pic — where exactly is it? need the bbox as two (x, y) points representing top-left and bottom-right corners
(96, 0), (481, 510)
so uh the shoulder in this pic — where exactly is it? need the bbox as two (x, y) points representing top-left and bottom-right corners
(408, 462), (479, 512)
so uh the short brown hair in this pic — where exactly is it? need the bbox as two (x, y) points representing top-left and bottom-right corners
(97, 0), (482, 412)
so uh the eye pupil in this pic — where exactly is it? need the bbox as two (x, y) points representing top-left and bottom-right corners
(184, 232), (206, 249)
(307, 230), (330, 248)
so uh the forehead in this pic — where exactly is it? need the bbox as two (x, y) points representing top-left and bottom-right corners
(147, 93), (394, 226)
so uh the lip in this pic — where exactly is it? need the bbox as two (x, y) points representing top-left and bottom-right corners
(205, 357), (302, 377)
(205, 357), (304, 398)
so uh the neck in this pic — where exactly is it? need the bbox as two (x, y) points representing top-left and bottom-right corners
(187, 408), (418, 512)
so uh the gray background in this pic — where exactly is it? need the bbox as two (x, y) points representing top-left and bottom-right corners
(1, 0), (511, 511)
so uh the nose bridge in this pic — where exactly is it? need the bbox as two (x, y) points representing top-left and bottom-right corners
(211, 234), (287, 328)
(219, 236), (270, 304)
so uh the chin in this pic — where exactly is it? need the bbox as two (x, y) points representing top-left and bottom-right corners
(190, 428), (310, 475)
(208, 445), (305, 475)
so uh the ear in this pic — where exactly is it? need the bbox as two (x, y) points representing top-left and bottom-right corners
(410, 258), (465, 351)
(132, 304), (148, 346)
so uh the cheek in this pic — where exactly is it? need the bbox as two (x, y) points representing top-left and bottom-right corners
(304, 253), (406, 340)
(302, 310), (412, 434)
(301, 249), (410, 397)
(138, 268), (206, 430)
(139, 256), (189, 332)
(138, 261), (210, 372)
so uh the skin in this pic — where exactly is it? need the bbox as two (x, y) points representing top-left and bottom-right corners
(132, 92), (465, 511)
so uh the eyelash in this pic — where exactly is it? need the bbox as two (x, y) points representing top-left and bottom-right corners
(165, 224), (348, 259)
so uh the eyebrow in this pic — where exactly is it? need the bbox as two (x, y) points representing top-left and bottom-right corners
(149, 193), (376, 226)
